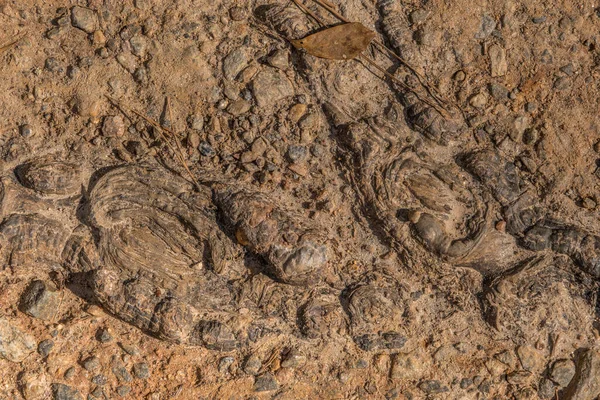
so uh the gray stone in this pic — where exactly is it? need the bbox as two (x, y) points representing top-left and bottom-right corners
(118, 343), (139, 356)
(116, 385), (131, 397)
(551, 359), (576, 387)
(538, 378), (556, 399)
(20, 124), (34, 138)
(409, 9), (429, 25)
(476, 14), (497, 39)
(254, 372), (279, 392)
(223, 48), (250, 81)
(267, 49), (289, 70)
(227, 99), (251, 115)
(287, 145), (307, 163)
(20, 280), (61, 320)
(82, 356), (100, 372)
(91, 374), (107, 385)
(51, 383), (83, 400)
(517, 345), (542, 372)
(111, 359), (132, 383)
(129, 34), (148, 57)
(243, 355), (262, 375)
(251, 68), (294, 108)
(563, 349), (600, 400)
(488, 83), (509, 101)
(0, 317), (36, 362)
(280, 350), (306, 368)
(71, 6), (97, 33)
(218, 356), (234, 374)
(38, 339), (54, 357)
(418, 380), (448, 394)
(554, 76), (571, 90)
(133, 362), (150, 379)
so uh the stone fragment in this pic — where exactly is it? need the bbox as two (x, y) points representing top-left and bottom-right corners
(0, 317), (36, 362)
(71, 6), (97, 33)
(551, 359), (576, 387)
(563, 349), (600, 400)
(20, 280), (61, 320)
(102, 116), (125, 137)
(254, 372), (279, 392)
(19, 371), (50, 400)
(51, 383), (83, 400)
(133, 362), (150, 379)
(517, 345), (543, 372)
(223, 48), (250, 81)
(489, 44), (508, 77)
(251, 68), (294, 108)
(390, 352), (429, 380)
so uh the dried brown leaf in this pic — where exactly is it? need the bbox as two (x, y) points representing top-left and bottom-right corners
(291, 22), (376, 60)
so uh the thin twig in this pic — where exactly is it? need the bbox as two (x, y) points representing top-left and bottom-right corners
(358, 54), (450, 118)
(290, 0), (323, 27)
(308, 0), (453, 111)
(0, 34), (26, 55)
(105, 95), (201, 191)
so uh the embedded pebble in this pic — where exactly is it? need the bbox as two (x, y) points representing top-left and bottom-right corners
(254, 372), (279, 392)
(82, 356), (100, 372)
(20, 280), (61, 321)
(20, 124), (34, 138)
(243, 355), (262, 375)
(251, 68), (294, 108)
(133, 362), (150, 379)
(489, 44), (508, 77)
(116, 385), (131, 397)
(51, 383), (82, 400)
(223, 48), (250, 81)
(96, 328), (113, 343)
(418, 380), (448, 394)
(71, 6), (97, 33)
(102, 115), (125, 138)
(0, 317), (36, 362)
(38, 339), (54, 357)
(550, 359), (576, 387)
(563, 348), (600, 399)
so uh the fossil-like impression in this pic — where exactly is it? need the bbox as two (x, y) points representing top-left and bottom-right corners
(73, 164), (246, 348)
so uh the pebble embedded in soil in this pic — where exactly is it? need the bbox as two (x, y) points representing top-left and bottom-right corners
(71, 6), (97, 33)
(51, 383), (83, 400)
(254, 372), (279, 392)
(0, 317), (36, 362)
(20, 280), (61, 320)
(251, 68), (294, 108)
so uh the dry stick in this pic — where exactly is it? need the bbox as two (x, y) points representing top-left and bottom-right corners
(286, 1), (447, 115)
(165, 96), (199, 188)
(290, 0), (323, 26)
(308, 0), (452, 110)
(0, 34), (26, 54)
(358, 54), (450, 118)
(105, 95), (201, 191)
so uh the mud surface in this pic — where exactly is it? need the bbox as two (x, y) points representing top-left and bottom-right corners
(1, 0), (600, 399)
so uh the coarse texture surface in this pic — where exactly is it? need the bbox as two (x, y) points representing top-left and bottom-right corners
(1, 0), (600, 399)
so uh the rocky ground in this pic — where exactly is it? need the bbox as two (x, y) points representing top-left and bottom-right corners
(1, 0), (600, 399)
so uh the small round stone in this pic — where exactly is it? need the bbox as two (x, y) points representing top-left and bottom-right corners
(38, 339), (54, 357)
(20, 124), (34, 138)
(82, 356), (100, 371)
(229, 6), (247, 21)
(116, 385), (131, 397)
(92, 374), (108, 386)
(96, 327), (113, 343)
(133, 362), (150, 379)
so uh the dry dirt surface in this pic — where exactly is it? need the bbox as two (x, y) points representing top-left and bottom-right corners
(1, 0), (600, 399)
